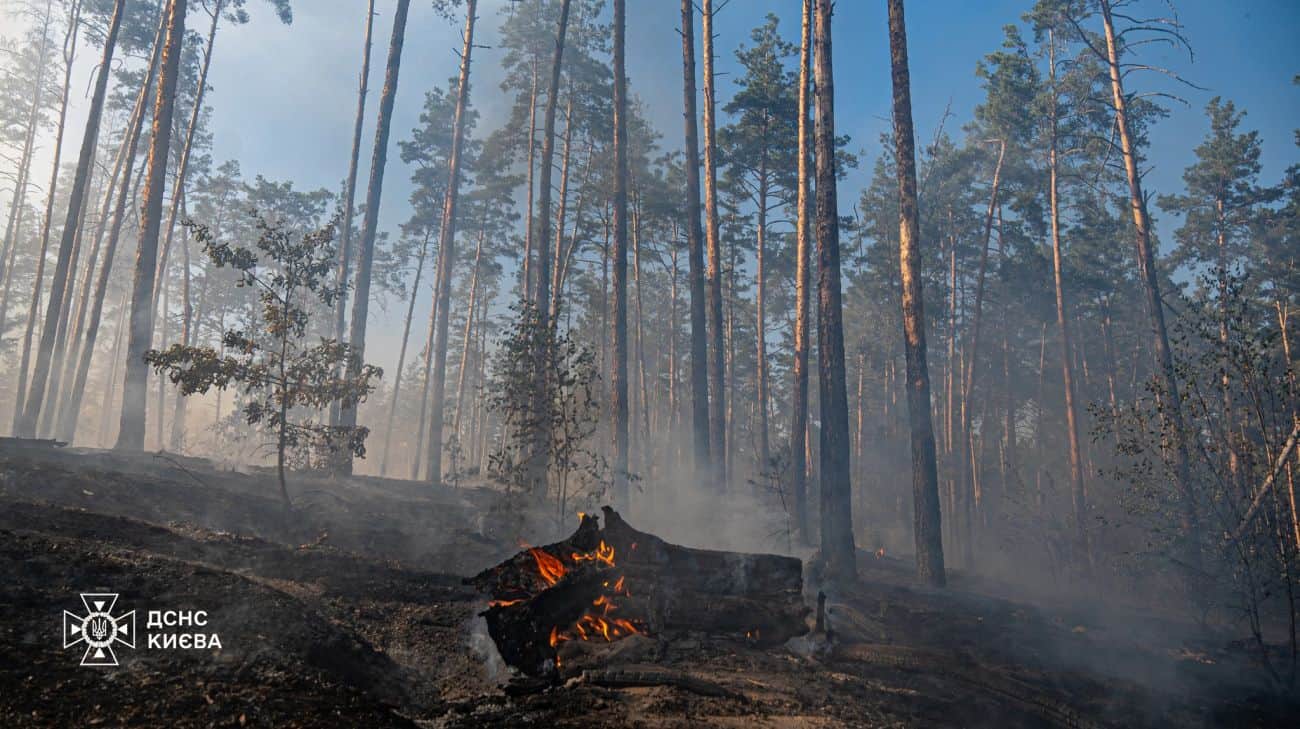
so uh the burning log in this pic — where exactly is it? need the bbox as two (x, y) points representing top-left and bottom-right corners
(469, 506), (809, 676)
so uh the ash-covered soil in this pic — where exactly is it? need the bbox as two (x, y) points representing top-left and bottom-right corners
(0, 440), (1293, 727)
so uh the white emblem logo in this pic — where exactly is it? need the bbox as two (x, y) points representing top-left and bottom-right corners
(64, 593), (135, 666)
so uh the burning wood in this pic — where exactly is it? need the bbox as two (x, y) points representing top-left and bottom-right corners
(470, 506), (809, 676)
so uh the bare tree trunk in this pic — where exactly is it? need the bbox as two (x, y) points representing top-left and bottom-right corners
(632, 189), (651, 477)
(38, 181), (91, 436)
(116, 0), (186, 451)
(411, 254), (441, 481)
(888, 0), (944, 586)
(1098, 0), (1200, 566)
(169, 192), (196, 451)
(549, 90), (574, 320)
(700, 0), (726, 485)
(956, 139), (1004, 566)
(755, 163), (771, 466)
(526, 0), (571, 498)
(57, 15), (163, 443)
(813, 0), (855, 581)
(58, 89), (138, 434)
(610, 0), (630, 505)
(424, 0), (478, 486)
(330, 0), (376, 427)
(149, 0), (221, 332)
(378, 231), (431, 477)
(521, 57), (539, 299)
(551, 140), (594, 318)
(14, 0), (82, 435)
(787, 0), (813, 544)
(338, 0), (411, 469)
(0, 0), (55, 345)
(680, 0), (711, 476)
(452, 228), (486, 456)
(1046, 30), (1090, 565)
(333, 0), (375, 350)
(100, 289), (130, 445)
(154, 257), (170, 448)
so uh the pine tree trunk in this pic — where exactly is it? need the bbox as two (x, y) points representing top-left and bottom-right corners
(755, 164), (770, 467)
(610, 0), (630, 505)
(680, 0), (711, 476)
(14, 0), (82, 435)
(551, 140), (594, 319)
(700, 0), (726, 485)
(1098, 0), (1200, 567)
(632, 189), (651, 477)
(452, 227), (486, 456)
(526, 0), (571, 498)
(149, 0), (221, 330)
(956, 139), (1004, 566)
(330, 0), (376, 427)
(0, 0), (55, 345)
(378, 231), (431, 477)
(115, 0), (186, 451)
(789, 0), (813, 545)
(57, 17), (162, 443)
(522, 58), (539, 299)
(333, 0), (375, 352)
(58, 86), (138, 435)
(424, 0), (478, 486)
(888, 0), (945, 586)
(411, 253), (441, 481)
(100, 288), (130, 445)
(154, 258), (170, 448)
(170, 192), (196, 451)
(338, 0), (411, 466)
(813, 0), (855, 581)
(548, 90), (574, 321)
(38, 183), (91, 436)
(1046, 31), (1090, 565)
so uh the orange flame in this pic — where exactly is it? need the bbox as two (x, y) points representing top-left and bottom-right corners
(523, 539), (647, 659)
(530, 547), (567, 586)
(571, 540), (615, 567)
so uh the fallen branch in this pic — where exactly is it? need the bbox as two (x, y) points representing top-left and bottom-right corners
(580, 668), (745, 701)
(1231, 420), (1300, 542)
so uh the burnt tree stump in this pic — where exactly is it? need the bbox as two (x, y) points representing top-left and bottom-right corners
(469, 506), (809, 676)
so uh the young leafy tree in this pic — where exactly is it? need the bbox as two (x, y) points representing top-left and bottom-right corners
(146, 215), (380, 507)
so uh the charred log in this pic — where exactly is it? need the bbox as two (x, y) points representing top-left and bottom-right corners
(469, 506), (809, 676)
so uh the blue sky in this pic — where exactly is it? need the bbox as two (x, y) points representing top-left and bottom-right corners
(8, 0), (1300, 371)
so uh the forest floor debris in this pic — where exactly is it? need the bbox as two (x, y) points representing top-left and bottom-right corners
(0, 441), (1295, 727)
